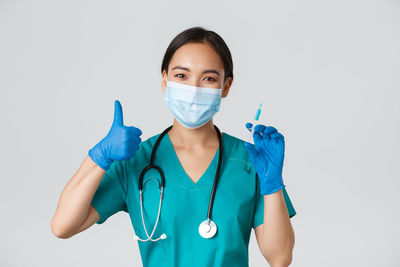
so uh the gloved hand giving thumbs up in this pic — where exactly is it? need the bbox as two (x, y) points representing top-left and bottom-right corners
(243, 122), (286, 195)
(88, 100), (142, 170)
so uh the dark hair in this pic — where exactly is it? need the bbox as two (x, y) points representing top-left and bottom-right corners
(161, 26), (234, 84)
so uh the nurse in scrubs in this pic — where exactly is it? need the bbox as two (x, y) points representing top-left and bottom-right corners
(51, 26), (296, 267)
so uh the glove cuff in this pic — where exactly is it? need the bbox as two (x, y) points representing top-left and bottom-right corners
(88, 143), (112, 171)
(260, 184), (286, 195)
(259, 170), (286, 195)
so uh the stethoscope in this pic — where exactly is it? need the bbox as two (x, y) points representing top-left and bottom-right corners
(133, 124), (223, 242)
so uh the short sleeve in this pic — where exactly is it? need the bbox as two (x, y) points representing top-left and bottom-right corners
(252, 174), (297, 229)
(91, 160), (128, 224)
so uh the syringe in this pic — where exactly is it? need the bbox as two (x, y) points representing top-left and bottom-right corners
(248, 102), (263, 144)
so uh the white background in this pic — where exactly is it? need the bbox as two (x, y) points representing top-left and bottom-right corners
(1, 0), (399, 266)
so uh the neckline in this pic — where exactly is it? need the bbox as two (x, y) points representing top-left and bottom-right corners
(164, 131), (223, 189)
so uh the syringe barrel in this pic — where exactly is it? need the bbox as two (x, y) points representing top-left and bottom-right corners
(254, 109), (261, 121)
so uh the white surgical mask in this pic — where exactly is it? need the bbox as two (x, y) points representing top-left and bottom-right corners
(164, 77), (223, 129)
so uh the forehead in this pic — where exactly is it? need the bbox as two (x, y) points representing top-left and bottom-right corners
(169, 42), (224, 71)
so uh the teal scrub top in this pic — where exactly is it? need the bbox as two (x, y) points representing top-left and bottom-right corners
(91, 131), (296, 267)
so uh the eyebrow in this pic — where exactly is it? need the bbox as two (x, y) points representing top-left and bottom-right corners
(171, 65), (220, 76)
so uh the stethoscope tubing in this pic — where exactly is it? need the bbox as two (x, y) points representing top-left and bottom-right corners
(136, 124), (222, 241)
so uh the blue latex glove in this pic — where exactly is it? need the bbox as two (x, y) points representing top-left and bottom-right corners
(243, 122), (286, 195)
(88, 100), (142, 170)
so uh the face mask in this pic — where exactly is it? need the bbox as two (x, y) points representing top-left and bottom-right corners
(164, 77), (223, 129)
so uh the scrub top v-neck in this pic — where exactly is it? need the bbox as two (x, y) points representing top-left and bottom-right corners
(91, 131), (297, 267)
(164, 131), (219, 188)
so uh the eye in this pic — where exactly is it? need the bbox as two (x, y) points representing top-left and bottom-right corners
(175, 73), (186, 79)
(204, 77), (217, 82)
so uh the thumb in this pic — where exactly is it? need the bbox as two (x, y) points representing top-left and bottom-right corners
(113, 99), (124, 126)
(245, 122), (253, 132)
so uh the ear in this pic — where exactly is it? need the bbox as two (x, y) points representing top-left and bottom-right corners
(161, 70), (167, 93)
(221, 77), (232, 98)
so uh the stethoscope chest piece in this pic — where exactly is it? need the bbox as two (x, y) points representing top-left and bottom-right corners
(199, 219), (217, 239)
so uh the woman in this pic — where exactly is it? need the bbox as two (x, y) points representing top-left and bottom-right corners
(51, 26), (296, 266)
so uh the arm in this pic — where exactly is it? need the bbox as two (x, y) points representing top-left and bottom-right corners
(244, 123), (294, 266)
(255, 189), (295, 266)
(50, 155), (104, 239)
(51, 100), (142, 238)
